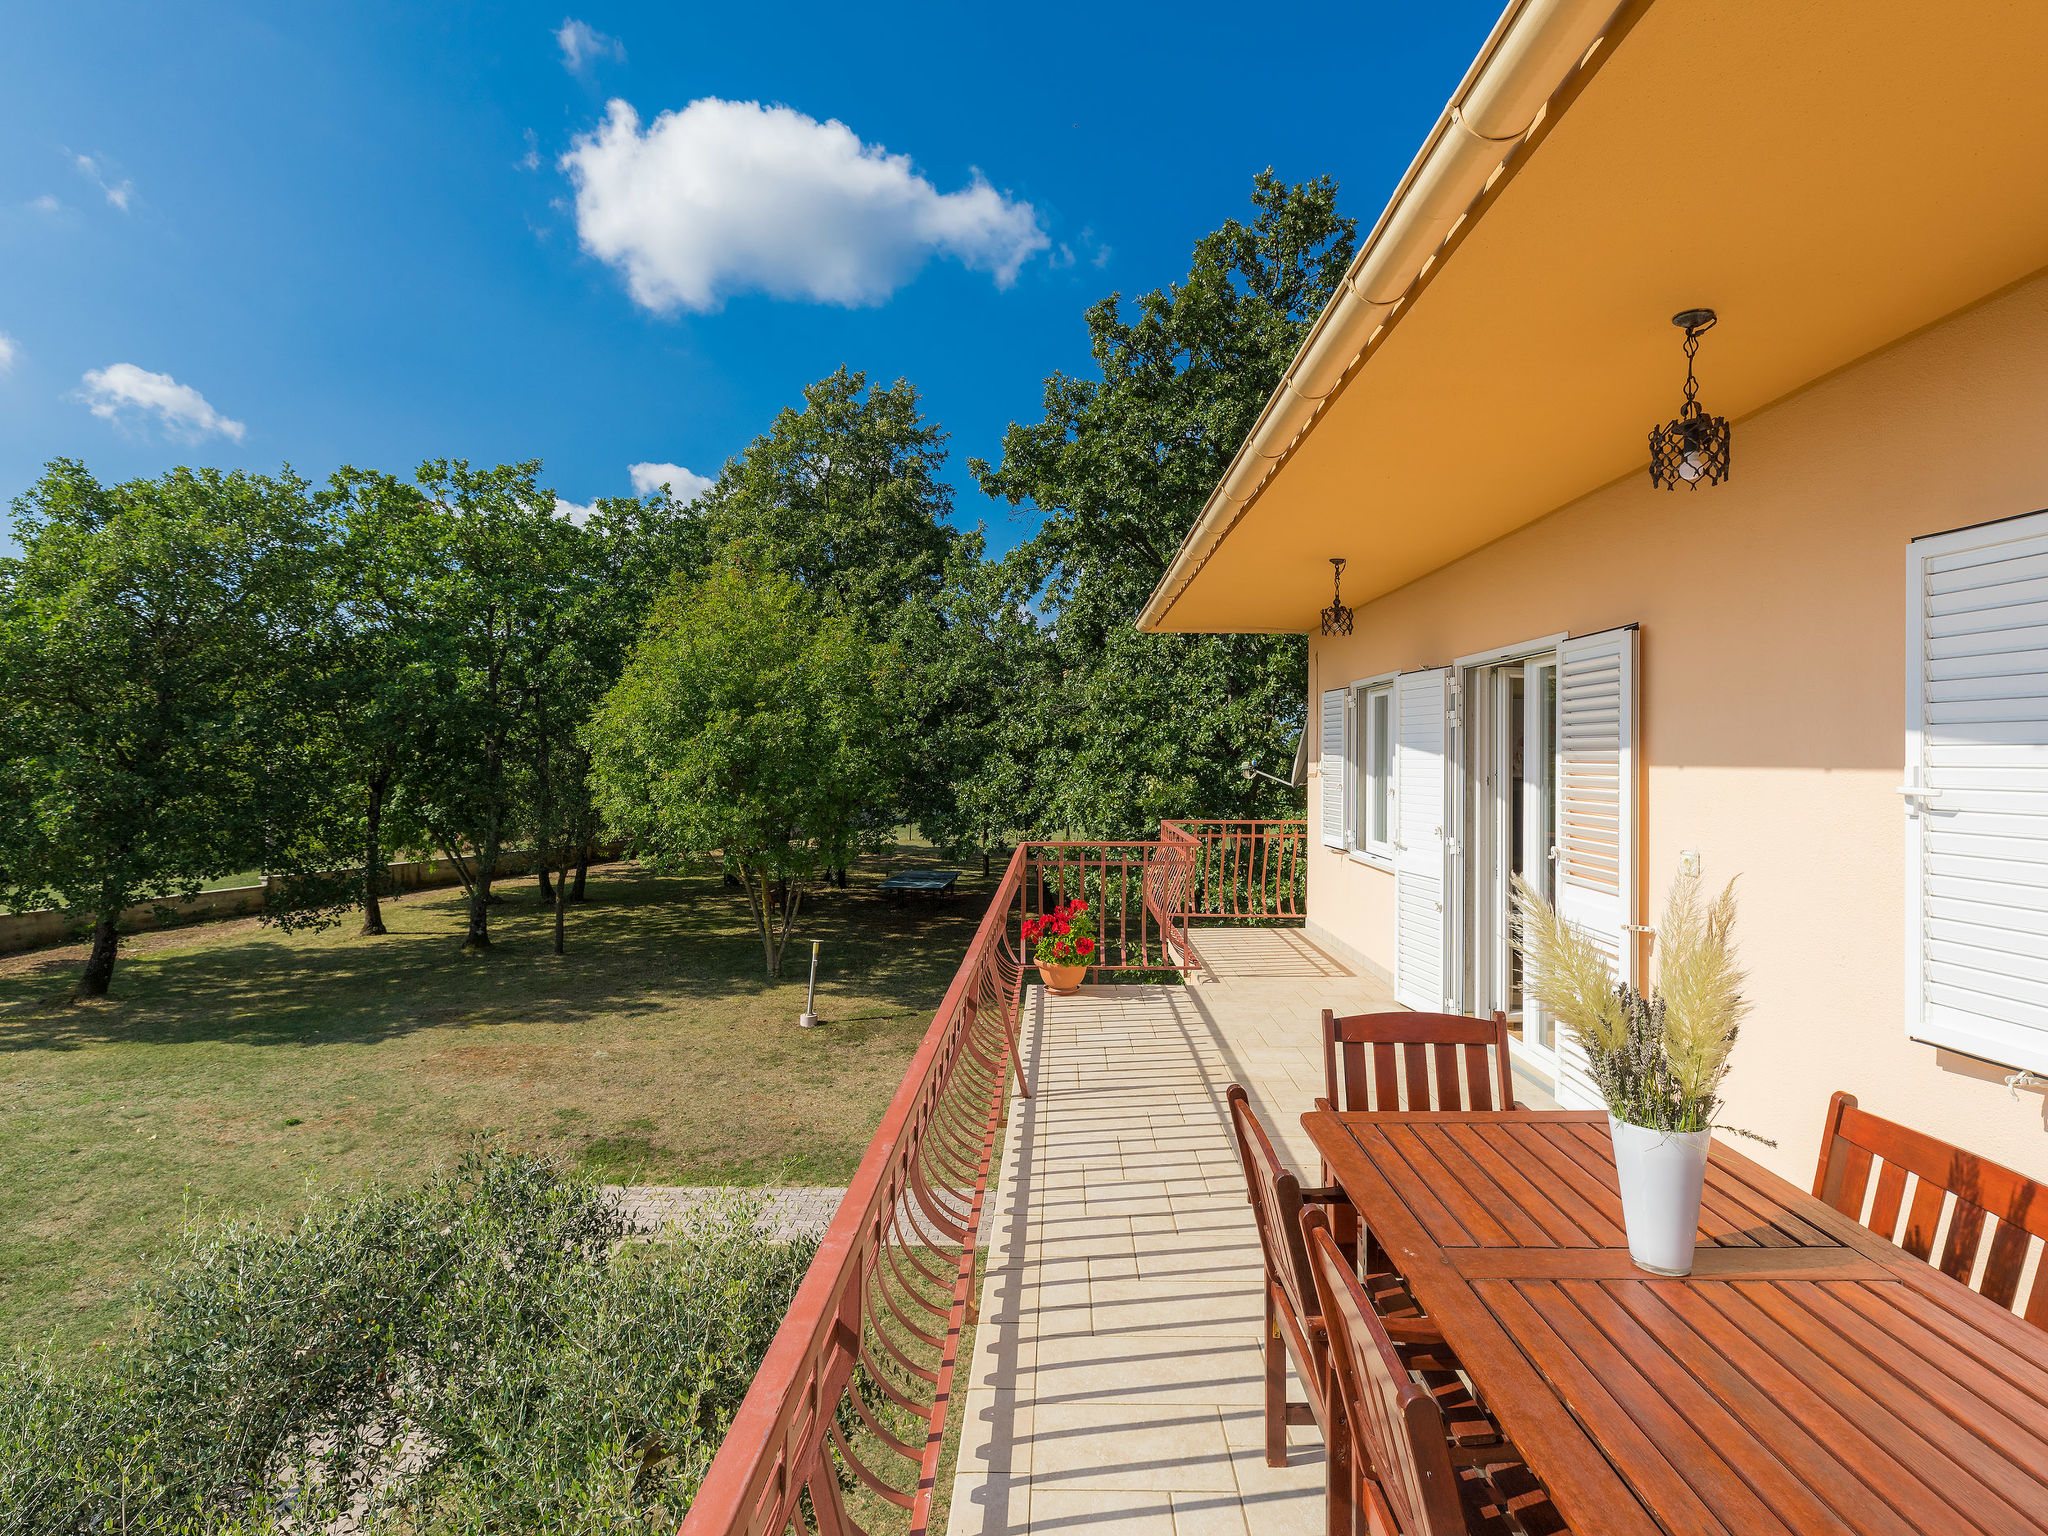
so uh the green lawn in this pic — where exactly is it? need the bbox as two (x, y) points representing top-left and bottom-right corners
(0, 854), (993, 1353)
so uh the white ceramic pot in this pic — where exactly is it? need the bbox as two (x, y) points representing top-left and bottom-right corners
(1607, 1113), (1712, 1276)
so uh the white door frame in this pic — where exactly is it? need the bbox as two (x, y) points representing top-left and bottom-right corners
(1449, 635), (1566, 1083)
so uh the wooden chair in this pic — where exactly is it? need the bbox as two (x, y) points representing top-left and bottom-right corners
(1227, 1083), (1351, 1467)
(1303, 1208), (1566, 1536)
(1318, 1009), (1525, 1258)
(1321, 1010), (1523, 1116)
(1813, 1090), (2048, 1330)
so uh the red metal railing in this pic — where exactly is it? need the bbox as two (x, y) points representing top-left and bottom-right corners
(678, 827), (1289, 1536)
(679, 847), (1031, 1536)
(1159, 819), (1307, 921)
(1024, 838), (1199, 973)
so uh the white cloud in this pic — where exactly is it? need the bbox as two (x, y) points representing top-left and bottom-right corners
(73, 153), (132, 210)
(0, 334), (16, 374)
(29, 195), (60, 214)
(554, 496), (597, 525)
(560, 97), (1048, 312)
(78, 364), (245, 443)
(628, 461), (712, 502)
(556, 19), (624, 73)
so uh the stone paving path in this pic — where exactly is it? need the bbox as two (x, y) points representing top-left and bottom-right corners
(950, 935), (1406, 1536)
(613, 1184), (847, 1242)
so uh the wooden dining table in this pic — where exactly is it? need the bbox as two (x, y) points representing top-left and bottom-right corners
(1302, 1108), (2048, 1536)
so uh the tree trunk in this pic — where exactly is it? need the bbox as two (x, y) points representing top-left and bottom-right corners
(538, 864), (555, 902)
(78, 916), (120, 997)
(360, 778), (388, 936)
(465, 884), (492, 948)
(553, 851), (569, 956)
(832, 867), (848, 889)
(571, 847), (589, 902)
(982, 849), (992, 877)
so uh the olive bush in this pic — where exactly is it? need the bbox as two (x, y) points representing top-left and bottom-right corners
(0, 1149), (813, 1534)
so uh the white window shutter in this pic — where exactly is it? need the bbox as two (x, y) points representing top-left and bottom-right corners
(1907, 512), (2048, 1074)
(1394, 669), (1450, 1011)
(1319, 688), (1348, 848)
(1552, 626), (1638, 1109)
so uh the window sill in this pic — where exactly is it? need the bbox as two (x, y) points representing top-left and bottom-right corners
(1347, 848), (1395, 873)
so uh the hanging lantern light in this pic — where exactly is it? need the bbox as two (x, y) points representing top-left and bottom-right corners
(1319, 557), (1353, 637)
(1648, 309), (1730, 490)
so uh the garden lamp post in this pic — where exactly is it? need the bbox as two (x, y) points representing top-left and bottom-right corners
(798, 939), (821, 1029)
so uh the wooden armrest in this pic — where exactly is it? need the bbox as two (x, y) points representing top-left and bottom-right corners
(1313, 1096), (1334, 1113)
(1298, 1185), (1353, 1206)
(1445, 1436), (1524, 1469)
(1511, 1099), (1532, 1111)
(1381, 1316), (1443, 1345)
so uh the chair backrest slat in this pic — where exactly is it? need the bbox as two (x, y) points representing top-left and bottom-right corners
(1304, 1210), (1468, 1536)
(1463, 1042), (1494, 1111)
(1323, 1009), (1519, 1115)
(1813, 1090), (2048, 1331)
(1228, 1085), (1315, 1324)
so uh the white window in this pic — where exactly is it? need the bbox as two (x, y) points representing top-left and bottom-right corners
(1906, 510), (2048, 1075)
(1352, 680), (1395, 861)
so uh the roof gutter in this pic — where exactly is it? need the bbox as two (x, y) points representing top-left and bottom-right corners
(1135, 0), (1639, 632)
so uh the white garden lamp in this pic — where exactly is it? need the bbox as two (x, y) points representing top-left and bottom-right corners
(798, 939), (821, 1029)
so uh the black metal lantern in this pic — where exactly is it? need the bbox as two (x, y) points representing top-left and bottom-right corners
(1319, 557), (1353, 637)
(1648, 308), (1730, 490)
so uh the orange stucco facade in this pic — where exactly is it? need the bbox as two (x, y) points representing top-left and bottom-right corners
(1304, 267), (2048, 1190)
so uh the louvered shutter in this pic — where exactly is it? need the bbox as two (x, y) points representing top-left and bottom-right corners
(1907, 512), (2048, 1074)
(1319, 688), (1348, 848)
(1552, 626), (1638, 1109)
(1394, 669), (1450, 1011)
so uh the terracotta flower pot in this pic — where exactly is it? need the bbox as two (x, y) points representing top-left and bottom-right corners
(1037, 961), (1088, 995)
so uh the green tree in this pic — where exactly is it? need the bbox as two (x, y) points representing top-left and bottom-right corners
(893, 538), (1048, 869)
(973, 172), (1351, 834)
(696, 366), (958, 625)
(402, 460), (583, 952)
(0, 461), (332, 995)
(311, 467), (451, 935)
(585, 565), (889, 977)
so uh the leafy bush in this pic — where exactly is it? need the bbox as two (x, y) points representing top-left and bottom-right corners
(0, 1148), (815, 1534)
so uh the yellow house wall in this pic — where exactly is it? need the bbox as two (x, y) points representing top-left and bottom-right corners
(1305, 266), (2048, 1188)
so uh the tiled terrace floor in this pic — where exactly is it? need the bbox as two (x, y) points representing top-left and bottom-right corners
(947, 930), (1399, 1536)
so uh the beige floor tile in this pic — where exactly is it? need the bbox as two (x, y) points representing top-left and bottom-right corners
(1028, 1404), (1237, 1491)
(948, 1472), (1028, 1536)
(1169, 1493), (1252, 1536)
(963, 1318), (1036, 1392)
(1027, 1330), (1267, 1407)
(1027, 1486), (1176, 1535)
(1088, 1276), (1264, 1335)
(959, 1388), (1034, 1475)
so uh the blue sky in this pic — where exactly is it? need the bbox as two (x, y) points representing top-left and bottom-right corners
(0, 1), (1500, 553)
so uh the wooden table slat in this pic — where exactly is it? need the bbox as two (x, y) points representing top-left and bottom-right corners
(1450, 1247), (1888, 1282)
(1606, 1281), (1930, 1536)
(1708, 1281), (2042, 1532)
(1436, 1119), (1601, 1248)
(1380, 1123), (1520, 1247)
(1824, 1281), (2048, 1442)
(1495, 1117), (1632, 1245)
(1555, 1277), (1873, 1536)
(1474, 1278), (1738, 1536)
(1304, 1109), (2048, 1536)
(1311, 1119), (1667, 1536)
(1410, 1121), (1559, 1248)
